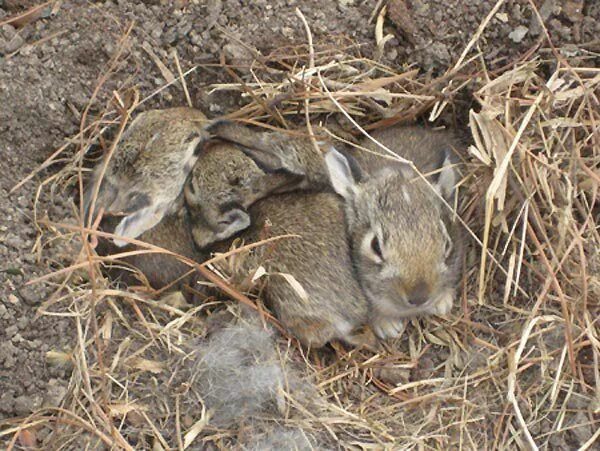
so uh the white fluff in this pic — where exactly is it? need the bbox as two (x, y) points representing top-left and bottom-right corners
(190, 320), (285, 428)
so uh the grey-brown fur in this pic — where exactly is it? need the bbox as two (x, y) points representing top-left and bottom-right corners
(209, 122), (464, 339)
(222, 191), (369, 348)
(342, 127), (463, 338)
(95, 196), (206, 294)
(184, 140), (294, 249)
(84, 108), (210, 247)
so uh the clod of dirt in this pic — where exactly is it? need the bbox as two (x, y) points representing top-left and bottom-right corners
(387, 0), (418, 44)
(509, 25), (529, 43)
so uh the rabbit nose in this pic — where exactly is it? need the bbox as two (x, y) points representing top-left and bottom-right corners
(408, 282), (429, 306)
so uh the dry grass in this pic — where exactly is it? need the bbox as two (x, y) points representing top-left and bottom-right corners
(1, 5), (599, 451)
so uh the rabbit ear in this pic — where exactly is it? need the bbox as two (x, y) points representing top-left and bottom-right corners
(108, 190), (162, 246)
(325, 147), (359, 200)
(113, 204), (164, 247)
(207, 120), (304, 176)
(434, 150), (457, 201)
(239, 145), (294, 175)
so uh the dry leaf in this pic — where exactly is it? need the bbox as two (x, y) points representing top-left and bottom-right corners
(251, 265), (267, 282)
(129, 358), (165, 374)
(276, 272), (309, 302)
(17, 429), (37, 448)
(108, 402), (148, 417)
(183, 411), (210, 449)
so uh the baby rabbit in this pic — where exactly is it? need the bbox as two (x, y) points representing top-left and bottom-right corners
(219, 190), (369, 348)
(83, 107), (212, 292)
(183, 127), (369, 347)
(84, 107), (210, 247)
(84, 107), (296, 291)
(334, 127), (463, 339)
(183, 140), (296, 249)
(208, 122), (463, 340)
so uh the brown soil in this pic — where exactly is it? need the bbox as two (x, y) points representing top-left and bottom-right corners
(1, 0), (598, 447)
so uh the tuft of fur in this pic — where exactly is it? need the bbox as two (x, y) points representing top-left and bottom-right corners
(190, 319), (286, 428)
(243, 426), (317, 451)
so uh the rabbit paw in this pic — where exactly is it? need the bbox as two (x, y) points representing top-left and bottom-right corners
(372, 317), (406, 340)
(430, 291), (454, 315)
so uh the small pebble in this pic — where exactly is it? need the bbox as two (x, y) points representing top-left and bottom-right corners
(509, 25), (529, 43)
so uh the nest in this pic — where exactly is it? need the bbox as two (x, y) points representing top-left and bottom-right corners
(2, 7), (599, 451)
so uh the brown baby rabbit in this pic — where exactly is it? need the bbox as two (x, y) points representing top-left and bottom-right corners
(219, 191), (369, 348)
(84, 108), (210, 247)
(334, 127), (463, 339)
(209, 122), (463, 339)
(183, 140), (297, 249)
(83, 108), (212, 292)
(84, 107), (288, 290)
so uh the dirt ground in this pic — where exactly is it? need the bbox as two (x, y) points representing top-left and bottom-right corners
(0, 0), (598, 447)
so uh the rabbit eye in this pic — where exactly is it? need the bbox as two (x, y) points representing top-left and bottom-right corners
(361, 229), (384, 263)
(125, 192), (150, 212)
(187, 181), (196, 194)
(184, 131), (201, 144)
(371, 235), (383, 260)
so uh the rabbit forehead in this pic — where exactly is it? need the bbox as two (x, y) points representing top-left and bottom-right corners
(359, 174), (442, 230)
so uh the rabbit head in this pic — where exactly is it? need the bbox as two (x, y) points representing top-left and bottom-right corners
(183, 138), (301, 250)
(325, 146), (461, 325)
(84, 107), (210, 247)
(183, 119), (338, 250)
